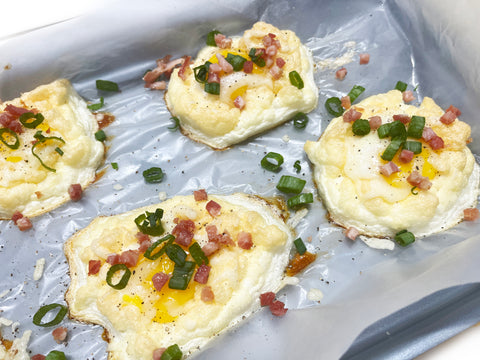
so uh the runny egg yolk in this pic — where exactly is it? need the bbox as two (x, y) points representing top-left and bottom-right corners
(122, 253), (198, 324)
(208, 49), (264, 75)
(383, 146), (437, 187)
(6, 156), (22, 162)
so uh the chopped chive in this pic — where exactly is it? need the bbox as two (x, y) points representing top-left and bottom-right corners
(293, 160), (301, 173)
(293, 238), (307, 255)
(96, 79), (119, 92)
(134, 208), (165, 236)
(206, 30), (221, 46)
(347, 85), (365, 103)
(189, 242), (209, 266)
(389, 121), (407, 140)
(352, 119), (371, 136)
(406, 115), (425, 139)
(325, 97), (344, 117)
(260, 152), (284, 172)
(193, 63), (209, 83)
(168, 116), (180, 131)
(54, 147), (64, 156)
(87, 97), (104, 111)
(204, 82), (220, 95)
(106, 264), (131, 290)
(19, 112), (44, 128)
(111, 162), (119, 170)
(395, 81), (408, 92)
(0, 128), (20, 149)
(31, 133), (65, 172)
(276, 175), (306, 194)
(287, 193), (314, 209)
(169, 261), (195, 290)
(377, 123), (392, 139)
(381, 137), (404, 161)
(248, 48), (266, 67)
(144, 235), (175, 260)
(403, 140), (422, 154)
(289, 71), (304, 89)
(160, 344), (183, 360)
(394, 229), (415, 247)
(411, 186), (419, 195)
(95, 130), (106, 141)
(165, 243), (187, 266)
(292, 112), (308, 129)
(143, 167), (164, 184)
(225, 53), (247, 71)
(45, 350), (67, 360)
(33, 303), (68, 327)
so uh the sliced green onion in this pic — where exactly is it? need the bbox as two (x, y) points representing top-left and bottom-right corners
(111, 162), (119, 170)
(394, 229), (415, 247)
(189, 242), (209, 266)
(225, 53), (247, 71)
(352, 119), (371, 136)
(287, 192), (314, 209)
(325, 97), (344, 117)
(292, 112), (308, 129)
(95, 130), (106, 141)
(33, 303), (67, 327)
(143, 167), (164, 183)
(406, 115), (425, 139)
(31, 133), (65, 172)
(395, 81), (408, 92)
(403, 140), (422, 154)
(381, 137), (404, 161)
(19, 112), (44, 128)
(160, 344), (183, 360)
(168, 116), (180, 131)
(165, 243), (187, 266)
(206, 30), (221, 46)
(87, 97), (104, 111)
(204, 82), (220, 95)
(169, 261), (195, 290)
(45, 350), (67, 360)
(377, 123), (392, 139)
(193, 63), (209, 83)
(260, 152), (284, 172)
(54, 147), (64, 156)
(389, 121), (407, 140)
(135, 208), (165, 236)
(248, 48), (266, 67)
(293, 238), (307, 255)
(96, 79), (119, 92)
(293, 160), (301, 173)
(276, 175), (306, 194)
(289, 71), (304, 89)
(411, 186), (419, 195)
(143, 234), (175, 260)
(0, 128), (20, 149)
(106, 264), (131, 290)
(347, 85), (365, 103)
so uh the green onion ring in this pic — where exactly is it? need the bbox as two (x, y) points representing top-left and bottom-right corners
(288, 70), (304, 89)
(292, 112), (308, 129)
(144, 234), (175, 260)
(260, 152), (284, 172)
(347, 85), (365, 103)
(168, 261), (196, 290)
(352, 119), (371, 136)
(19, 112), (44, 129)
(0, 128), (20, 149)
(106, 263), (131, 290)
(325, 97), (344, 117)
(165, 243), (187, 266)
(411, 186), (419, 195)
(293, 160), (301, 173)
(204, 82), (220, 95)
(394, 229), (415, 247)
(142, 167), (164, 184)
(95, 130), (106, 141)
(134, 208), (165, 236)
(168, 116), (180, 131)
(32, 303), (67, 327)
(287, 193), (314, 210)
(193, 64), (209, 83)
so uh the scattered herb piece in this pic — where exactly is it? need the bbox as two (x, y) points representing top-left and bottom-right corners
(106, 264), (131, 290)
(19, 112), (44, 128)
(204, 82), (220, 95)
(168, 116), (180, 131)
(352, 119), (371, 136)
(276, 175), (306, 194)
(33, 304), (67, 327)
(32, 131), (65, 172)
(95, 130), (107, 141)
(87, 97), (105, 111)
(96, 80), (119, 92)
(260, 152), (284, 172)
(111, 162), (119, 170)
(289, 71), (304, 89)
(293, 160), (301, 173)
(144, 235), (175, 260)
(325, 97), (344, 117)
(54, 147), (64, 156)
(225, 53), (247, 71)
(189, 242), (209, 266)
(287, 192), (314, 209)
(293, 238), (307, 255)
(45, 350), (67, 360)
(347, 85), (365, 103)
(394, 229), (415, 247)
(411, 186), (419, 195)
(292, 112), (308, 129)
(248, 48), (266, 67)
(143, 167), (164, 183)
(160, 344), (183, 360)
(0, 128), (20, 149)
(206, 30), (221, 46)
(134, 208), (165, 236)
(395, 81), (408, 92)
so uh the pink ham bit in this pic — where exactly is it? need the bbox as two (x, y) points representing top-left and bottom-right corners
(464, 208), (480, 221)
(234, 96), (246, 110)
(177, 55), (192, 81)
(369, 116), (382, 130)
(216, 53), (233, 74)
(276, 57), (286, 68)
(379, 161), (399, 177)
(119, 250), (140, 268)
(202, 242), (220, 257)
(237, 231), (253, 250)
(152, 272), (169, 292)
(260, 292), (276, 307)
(52, 326), (68, 344)
(359, 53), (370, 64)
(206, 200), (221, 217)
(341, 96), (351, 110)
(393, 114), (411, 124)
(214, 33), (232, 49)
(172, 219), (195, 246)
(428, 135), (444, 150)
(68, 184), (83, 202)
(201, 285), (215, 302)
(407, 171), (432, 190)
(269, 65), (283, 80)
(399, 149), (414, 163)
(106, 254), (121, 266)
(446, 105), (461, 117)
(153, 348), (166, 360)
(439, 110), (457, 125)
(31, 355), (46, 360)
(402, 90), (415, 103)
(344, 227), (360, 241)
(205, 224), (219, 242)
(269, 300), (288, 317)
(88, 260), (102, 276)
(194, 264), (211, 284)
(335, 67), (347, 80)
(422, 127), (435, 142)
(193, 189), (208, 201)
(136, 232), (152, 252)
(343, 108), (362, 123)
(218, 231), (235, 246)
(16, 216), (32, 231)
(243, 60), (253, 73)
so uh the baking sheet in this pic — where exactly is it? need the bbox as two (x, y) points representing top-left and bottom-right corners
(1, 0), (480, 359)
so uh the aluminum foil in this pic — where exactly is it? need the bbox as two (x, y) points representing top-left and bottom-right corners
(1, 0), (479, 359)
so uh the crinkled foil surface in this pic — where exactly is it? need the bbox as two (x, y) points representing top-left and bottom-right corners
(1, 0), (480, 359)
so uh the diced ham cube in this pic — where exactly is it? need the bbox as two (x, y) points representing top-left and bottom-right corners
(428, 135), (444, 150)
(344, 227), (359, 241)
(379, 161), (399, 177)
(343, 108), (362, 123)
(369, 116), (382, 130)
(269, 300), (288, 317)
(402, 90), (415, 103)
(234, 96), (246, 110)
(172, 219), (195, 246)
(341, 96), (351, 109)
(276, 57), (286, 68)
(439, 110), (456, 125)
(237, 231), (253, 250)
(464, 208), (480, 221)
(335, 67), (347, 80)
(206, 200), (221, 217)
(193, 189), (208, 201)
(152, 272), (169, 292)
(16, 216), (32, 231)
(201, 285), (215, 302)
(194, 264), (211, 284)
(119, 250), (140, 268)
(399, 149), (414, 163)
(88, 260), (102, 276)
(393, 114), (411, 124)
(202, 242), (220, 257)
(153, 348), (166, 360)
(52, 326), (68, 344)
(68, 183), (83, 202)
(243, 60), (253, 73)
(260, 292), (276, 307)
(359, 53), (370, 64)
